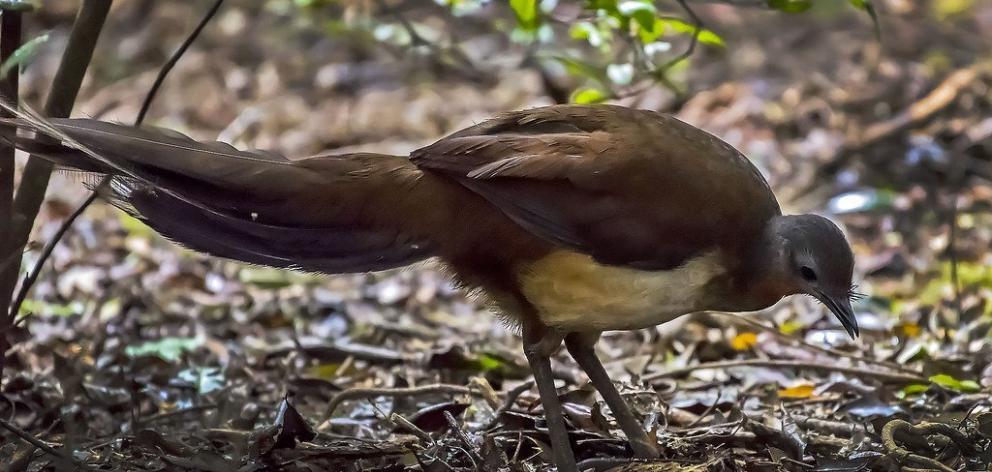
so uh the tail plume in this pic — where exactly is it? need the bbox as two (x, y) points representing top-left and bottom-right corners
(0, 102), (440, 273)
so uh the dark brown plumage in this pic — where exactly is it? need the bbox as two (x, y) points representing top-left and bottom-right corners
(2, 104), (857, 470)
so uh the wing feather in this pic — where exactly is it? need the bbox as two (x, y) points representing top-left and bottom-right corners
(412, 104), (781, 269)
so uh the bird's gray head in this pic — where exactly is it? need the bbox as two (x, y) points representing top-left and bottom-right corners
(763, 214), (859, 338)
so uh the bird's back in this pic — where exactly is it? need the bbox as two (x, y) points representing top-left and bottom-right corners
(412, 104), (781, 271)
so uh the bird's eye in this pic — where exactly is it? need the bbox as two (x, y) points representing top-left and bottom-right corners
(800, 266), (817, 281)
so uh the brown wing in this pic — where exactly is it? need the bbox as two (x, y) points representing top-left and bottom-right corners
(410, 104), (781, 270)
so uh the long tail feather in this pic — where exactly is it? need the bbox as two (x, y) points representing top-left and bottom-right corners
(0, 101), (438, 273)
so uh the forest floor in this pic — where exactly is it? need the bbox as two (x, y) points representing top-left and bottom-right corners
(2, 1), (992, 471)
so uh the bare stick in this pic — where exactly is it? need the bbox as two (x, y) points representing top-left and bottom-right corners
(643, 359), (927, 385)
(9, 0), (225, 320)
(881, 420), (968, 472)
(2, 0), (113, 282)
(135, 0), (224, 125)
(389, 412), (433, 445)
(657, 0), (703, 71)
(0, 417), (92, 470)
(444, 410), (483, 467)
(796, 61), (992, 200)
(484, 380), (535, 430)
(136, 403), (218, 427)
(0, 0), (24, 384)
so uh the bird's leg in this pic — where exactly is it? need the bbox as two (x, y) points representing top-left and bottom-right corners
(521, 322), (576, 471)
(564, 332), (659, 459)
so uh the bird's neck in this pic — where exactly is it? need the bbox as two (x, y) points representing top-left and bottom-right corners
(722, 216), (796, 311)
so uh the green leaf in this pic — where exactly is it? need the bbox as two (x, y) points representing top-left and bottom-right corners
(929, 374), (982, 393)
(571, 87), (608, 104)
(656, 18), (724, 46)
(588, 0), (618, 11)
(510, 0), (540, 31)
(617, 0), (656, 31)
(18, 299), (81, 317)
(961, 380), (982, 392)
(767, 0), (813, 13)
(898, 383), (929, 398)
(0, 32), (49, 79)
(473, 352), (528, 377)
(125, 337), (202, 362)
(570, 21), (603, 47)
(637, 18), (664, 43)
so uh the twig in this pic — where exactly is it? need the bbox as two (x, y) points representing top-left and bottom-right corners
(135, 0), (224, 124)
(319, 384), (478, 429)
(0, 416), (91, 470)
(9, 0), (225, 320)
(444, 410), (483, 468)
(11, 188), (98, 322)
(643, 359), (927, 385)
(686, 389), (721, 428)
(881, 420), (972, 472)
(948, 194), (962, 317)
(714, 312), (923, 376)
(136, 403), (218, 427)
(2, 0), (112, 292)
(780, 457), (814, 469)
(796, 60), (992, 199)
(375, 0), (485, 82)
(0, 2), (23, 383)
(484, 380), (534, 430)
(389, 412), (433, 445)
(656, 0), (703, 72)
(792, 414), (860, 438)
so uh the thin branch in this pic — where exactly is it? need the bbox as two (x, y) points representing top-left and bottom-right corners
(0, 4), (24, 382)
(374, 0), (486, 82)
(2, 0), (112, 288)
(135, 0), (223, 124)
(882, 420), (971, 472)
(11, 189), (97, 322)
(0, 416), (92, 470)
(793, 60), (992, 201)
(135, 403), (218, 427)
(643, 359), (927, 385)
(484, 380), (534, 430)
(389, 412), (433, 444)
(948, 194), (962, 317)
(655, 0), (703, 72)
(444, 410), (483, 467)
(9, 0), (225, 320)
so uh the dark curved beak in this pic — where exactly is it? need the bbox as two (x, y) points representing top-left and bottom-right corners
(814, 291), (859, 339)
